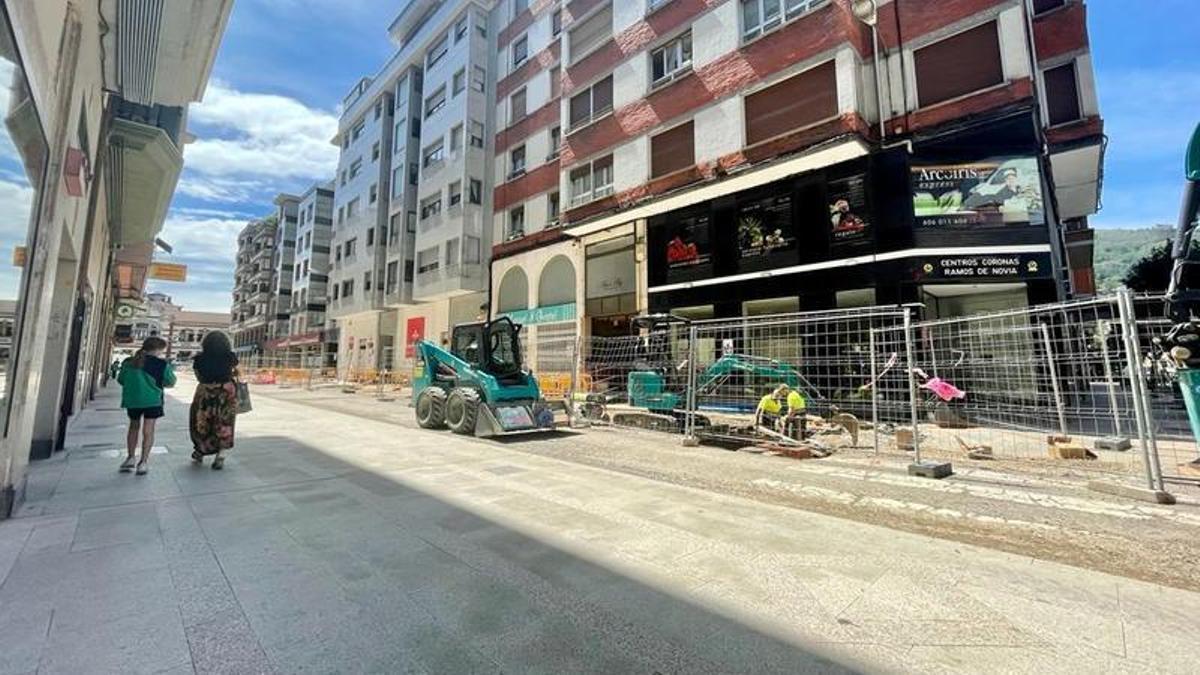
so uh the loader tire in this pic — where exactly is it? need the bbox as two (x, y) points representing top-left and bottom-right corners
(416, 387), (448, 429)
(446, 388), (481, 435)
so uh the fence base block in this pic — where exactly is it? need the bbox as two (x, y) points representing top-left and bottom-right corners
(1094, 437), (1133, 452)
(681, 436), (699, 448)
(1087, 480), (1176, 505)
(908, 461), (954, 479)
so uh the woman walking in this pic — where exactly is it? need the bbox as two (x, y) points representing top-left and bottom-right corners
(117, 337), (176, 475)
(190, 332), (240, 469)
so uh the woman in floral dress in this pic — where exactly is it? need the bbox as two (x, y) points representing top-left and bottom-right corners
(190, 331), (240, 469)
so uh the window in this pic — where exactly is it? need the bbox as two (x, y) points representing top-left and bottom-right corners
(343, 280), (354, 298)
(407, 210), (417, 232)
(352, 120), (365, 141)
(333, 284), (340, 300)
(335, 244), (342, 262)
(651, 121), (694, 177)
(511, 88), (527, 121)
(453, 68), (466, 95)
(513, 0), (529, 15)
(342, 135), (350, 150)
(508, 206), (526, 238)
(1044, 61), (1082, 126)
(570, 4), (613, 64)
(394, 120), (405, 151)
(405, 260), (415, 281)
(350, 158), (363, 179)
(420, 193), (443, 219)
(445, 238), (460, 268)
(409, 162), (418, 185)
(471, 65), (486, 92)
(345, 238), (357, 257)
(418, 247), (439, 273)
(374, 100), (383, 120)
(744, 61), (837, 145)
(337, 206), (345, 224)
(372, 142), (380, 161)
(914, 22), (1003, 108)
(513, 35), (529, 68)
(450, 124), (463, 151)
(569, 75), (613, 129)
(411, 117), (421, 138)
(303, 259), (309, 275)
(424, 86), (447, 118)
(548, 191), (560, 223)
(741, 0), (826, 42)
(510, 145), (526, 177)
(552, 8), (563, 36)
(427, 33), (449, 69)
(339, 170), (347, 186)
(469, 178), (483, 204)
(648, 0), (674, 11)
(454, 14), (468, 41)
(305, 232), (311, 249)
(387, 261), (399, 293)
(651, 32), (692, 86)
(369, 183), (378, 204)
(548, 126), (561, 160)
(475, 9), (487, 38)
(461, 236), (480, 264)
(422, 140), (445, 168)
(449, 180), (463, 206)
(1033, 0), (1066, 14)
(469, 120), (485, 148)
(347, 197), (360, 219)
(392, 166), (404, 198)
(569, 154), (614, 205)
(550, 66), (561, 100)
(367, 227), (375, 246)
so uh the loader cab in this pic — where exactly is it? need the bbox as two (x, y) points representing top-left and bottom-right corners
(450, 317), (525, 384)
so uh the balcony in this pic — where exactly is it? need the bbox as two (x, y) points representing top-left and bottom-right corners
(413, 262), (484, 302)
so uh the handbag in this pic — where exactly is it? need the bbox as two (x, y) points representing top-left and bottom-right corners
(235, 380), (252, 414)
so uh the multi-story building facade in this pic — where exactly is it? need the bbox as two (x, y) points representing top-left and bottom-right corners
(165, 311), (232, 362)
(230, 218), (279, 356)
(489, 0), (1105, 360)
(266, 182), (337, 367)
(328, 0), (495, 374)
(0, 1), (232, 517)
(268, 194), (301, 343)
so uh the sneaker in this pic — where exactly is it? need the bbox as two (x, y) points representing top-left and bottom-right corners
(119, 457), (136, 473)
(191, 450), (204, 464)
(212, 456), (224, 470)
(135, 462), (148, 476)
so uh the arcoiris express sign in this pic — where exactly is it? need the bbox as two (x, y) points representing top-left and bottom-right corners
(912, 157), (1045, 229)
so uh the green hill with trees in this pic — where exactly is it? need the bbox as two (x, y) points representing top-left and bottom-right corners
(1094, 226), (1174, 291)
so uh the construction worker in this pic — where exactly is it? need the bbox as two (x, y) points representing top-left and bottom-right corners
(755, 384), (791, 433)
(782, 385), (808, 440)
(755, 384), (808, 439)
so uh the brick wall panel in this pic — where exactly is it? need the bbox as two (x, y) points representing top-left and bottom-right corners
(1033, 3), (1089, 61)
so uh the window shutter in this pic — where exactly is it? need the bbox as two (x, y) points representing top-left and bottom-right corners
(744, 61), (837, 146)
(650, 121), (695, 178)
(914, 22), (1004, 107)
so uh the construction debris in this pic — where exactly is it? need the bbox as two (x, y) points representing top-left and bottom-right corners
(956, 436), (994, 460)
(1047, 436), (1098, 460)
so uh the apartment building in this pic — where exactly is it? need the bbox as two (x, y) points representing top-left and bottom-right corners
(230, 218), (279, 356)
(266, 182), (337, 367)
(268, 194), (301, 343)
(488, 0), (1105, 352)
(165, 311), (232, 362)
(329, 0), (495, 374)
(0, 1), (232, 517)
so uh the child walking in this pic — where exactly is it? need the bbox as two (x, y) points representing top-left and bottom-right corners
(117, 337), (176, 475)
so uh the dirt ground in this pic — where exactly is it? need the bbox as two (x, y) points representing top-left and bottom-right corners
(257, 383), (1200, 593)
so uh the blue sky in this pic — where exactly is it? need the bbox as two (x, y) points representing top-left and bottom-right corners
(134, 0), (1199, 312)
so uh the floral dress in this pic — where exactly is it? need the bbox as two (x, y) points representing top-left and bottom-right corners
(190, 353), (239, 455)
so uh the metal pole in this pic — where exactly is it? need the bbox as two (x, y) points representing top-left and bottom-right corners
(904, 309), (921, 463)
(1124, 294), (1166, 491)
(1117, 290), (1160, 491)
(869, 328), (880, 455)
(1098, 320), (1122, 436)
(567, 334), (581, 426)
(1040, 323), (1069, 436)
(685, 324), (698, 439)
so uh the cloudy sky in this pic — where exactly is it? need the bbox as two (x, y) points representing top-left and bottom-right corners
(2, 0), (1195, 311)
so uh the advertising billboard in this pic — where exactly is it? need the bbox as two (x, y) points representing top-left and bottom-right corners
(737, 193), (794, 261)
(911, 157), (1044, 229)
(404, 317), (425, 359)
(828, 175), (871, 249)
(662, 212), (712, 283)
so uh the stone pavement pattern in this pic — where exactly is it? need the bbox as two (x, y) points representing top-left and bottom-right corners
(1, 379), (1199, 674)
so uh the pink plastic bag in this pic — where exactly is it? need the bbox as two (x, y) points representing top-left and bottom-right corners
(921, 377), (965, 402)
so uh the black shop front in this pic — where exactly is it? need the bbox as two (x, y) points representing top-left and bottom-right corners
(647, 112), (1063, 320)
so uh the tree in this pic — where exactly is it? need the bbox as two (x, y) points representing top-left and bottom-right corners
(1123, 242), (1173, 292)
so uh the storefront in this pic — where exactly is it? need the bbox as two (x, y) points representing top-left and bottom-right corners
(647, 112), (1063, 320)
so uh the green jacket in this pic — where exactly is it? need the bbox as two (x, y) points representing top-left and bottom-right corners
(118, 356), (176, 409)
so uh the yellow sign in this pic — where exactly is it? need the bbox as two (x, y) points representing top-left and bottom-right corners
(12, 246), (26, 267)
(148, 262), (187, 282)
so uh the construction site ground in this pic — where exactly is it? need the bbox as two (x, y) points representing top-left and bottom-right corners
(259, 383), (1200, 595)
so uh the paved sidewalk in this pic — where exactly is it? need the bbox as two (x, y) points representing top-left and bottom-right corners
(2, 379), (1199, 674)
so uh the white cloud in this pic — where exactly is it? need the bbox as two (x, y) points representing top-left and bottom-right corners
(184, 82), (340, 182)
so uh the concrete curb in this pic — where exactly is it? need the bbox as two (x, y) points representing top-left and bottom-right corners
(1087, 480), (1176, 505)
